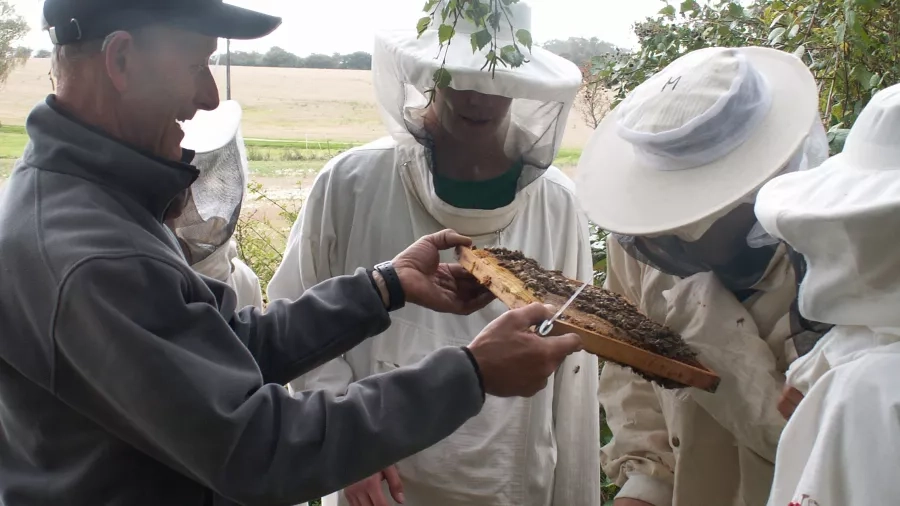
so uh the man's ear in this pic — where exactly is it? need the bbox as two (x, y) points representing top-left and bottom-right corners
(103, 31), (138, 93)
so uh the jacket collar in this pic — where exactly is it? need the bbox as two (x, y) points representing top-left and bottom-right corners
(22, 96), (199, 221)
(396, 140), (535, 237)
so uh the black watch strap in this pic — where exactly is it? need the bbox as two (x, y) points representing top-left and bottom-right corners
(374, 261), (406, 312)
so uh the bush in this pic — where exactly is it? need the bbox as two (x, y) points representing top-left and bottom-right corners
(234, 181), (301, 302)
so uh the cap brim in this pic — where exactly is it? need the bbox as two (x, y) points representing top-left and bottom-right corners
(574, 47), (818, 236)
(182, 3), (282, 41)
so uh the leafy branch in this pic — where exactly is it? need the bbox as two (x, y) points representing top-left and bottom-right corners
(417, 0), (534, 101)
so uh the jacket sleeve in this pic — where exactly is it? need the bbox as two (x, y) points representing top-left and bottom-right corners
(769, 351), (900, 506)
(52, 254), (484, 505)
(598, 237), (675, 506)
(267, 168), (355, 394)
(550, 211), (601, 506)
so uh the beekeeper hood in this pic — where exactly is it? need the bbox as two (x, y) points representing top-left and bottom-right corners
(575, 47), (827, 290)
(372, 0), (582, 190)
(756, 84), (900, 329)
(171, 100), (248, 280)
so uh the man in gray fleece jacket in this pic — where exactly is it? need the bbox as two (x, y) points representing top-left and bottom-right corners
(0, 1), (585, 505)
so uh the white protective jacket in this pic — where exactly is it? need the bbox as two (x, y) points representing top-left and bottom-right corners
(268, 136), (600, 506)
(756, 84), (900, 506)
(193, 239), (264, 310)
(599, 237), (797, 506)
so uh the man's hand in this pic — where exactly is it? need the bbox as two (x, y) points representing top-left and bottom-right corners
(391, 229), (494, 315)
(778, 385), (804, 420)
(344, 465), (404, 506)
(614, 499), (655, 506)
(468, 302), (584, 397)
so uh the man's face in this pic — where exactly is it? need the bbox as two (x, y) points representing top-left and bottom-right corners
(432, 87), (512, 142)
(114, 27), (220, 161)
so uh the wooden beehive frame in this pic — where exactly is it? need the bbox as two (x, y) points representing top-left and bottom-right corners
(457, 246), (720, 392)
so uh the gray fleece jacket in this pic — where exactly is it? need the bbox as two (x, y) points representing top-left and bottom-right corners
(0, 97), (484, 506)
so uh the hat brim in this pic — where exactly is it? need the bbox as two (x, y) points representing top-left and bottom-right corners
(574, 47), (818, 236)
(756, 154), (900, 237)
(375, 30), (582, 103)
(181, 100), (243, 153)
(176, 3), (282, 41)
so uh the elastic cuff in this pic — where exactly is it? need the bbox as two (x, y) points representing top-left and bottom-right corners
(617, 473), (674, 506)
(461, 346), (486, 401)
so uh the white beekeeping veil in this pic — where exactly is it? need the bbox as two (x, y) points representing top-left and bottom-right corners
(171, 100), (248, 276)
(372, 0), (582, 189)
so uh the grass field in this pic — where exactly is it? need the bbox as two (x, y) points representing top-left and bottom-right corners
(0, 59), (590, 225)
(0, 59), (594, 147)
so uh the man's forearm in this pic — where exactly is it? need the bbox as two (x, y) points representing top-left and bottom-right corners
(234, 267), (392, 385)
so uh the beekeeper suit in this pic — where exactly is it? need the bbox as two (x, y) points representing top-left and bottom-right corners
(756, 84), (900, 506)
(172, 100), (264, 310)
(267, 2), (599, 505)
(574, 47), (829, 506)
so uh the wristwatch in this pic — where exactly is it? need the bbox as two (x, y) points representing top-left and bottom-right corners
(373, 261), (406, 312)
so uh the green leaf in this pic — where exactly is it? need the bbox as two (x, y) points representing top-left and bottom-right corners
(499, 44), (525, 67)
(679, 0), (696, 13)
(827, 127), (850, 154)
(769, 12), (785, 29)
(870, 73), (882, 89)
(659, 4), (676, 16)
(792, 44), (806, 59)
(470, 29), (492, 52)
(854, 66), (875, 89)
(438, 24), (456, 44)
(422, 0), (440, 12)
(768, 26), (786, 45)
(487, 11), (501, 29)
(416, 16), (432, 37)
(846, 8), (858, 34)
(727, 2), (744, 18)
(835, 22), (846, 44)
(468, 1), (490, 23)
(600, 421), (614, 445)
(433, 67), (452, 88)
(515, 29), (533, 51)
(788, 23), (800, 38)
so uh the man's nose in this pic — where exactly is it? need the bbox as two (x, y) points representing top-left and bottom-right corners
(195, 68), (221, 112)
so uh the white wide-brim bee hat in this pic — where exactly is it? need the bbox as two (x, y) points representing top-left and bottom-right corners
(372, 0), (582, 188)
(756, 83), (900, 328)
(576, 46), (824, 239)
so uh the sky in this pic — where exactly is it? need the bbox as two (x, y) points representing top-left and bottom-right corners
(11, 0), (665, 55)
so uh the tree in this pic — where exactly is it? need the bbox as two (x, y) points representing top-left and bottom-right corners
(339, 51), (372, 70)
(541, 37), (617, 67)
(577, 63), (612, 129)
(262, 46), (301, 68)
(587, 0), (900, 150)
(0, 1), (29, 87)
(211, 49), (372, 70)
(35, 49), (51, 59)
(301, 53), (338, 69)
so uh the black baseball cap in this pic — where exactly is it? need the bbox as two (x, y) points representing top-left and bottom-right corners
(43, 0), (282, 46)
